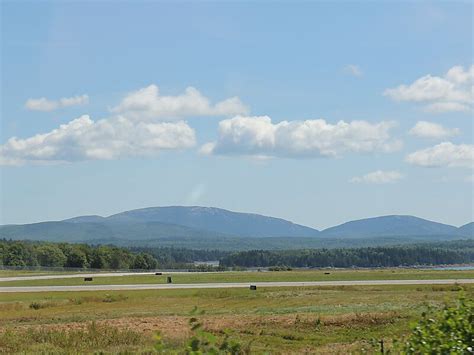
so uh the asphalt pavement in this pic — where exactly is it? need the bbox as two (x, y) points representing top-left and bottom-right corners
(0, 278), (472, 293)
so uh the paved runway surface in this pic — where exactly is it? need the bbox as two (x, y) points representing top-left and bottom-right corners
(0, 278), (473, 293)
(0, 272), (157, 282)
(0, 271), (220, 283)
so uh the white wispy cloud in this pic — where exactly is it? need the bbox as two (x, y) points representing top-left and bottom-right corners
(350, 170), (404, 184)
(25, 94), (89, 112)
(0, 115), (195, 166)
(384, 65), (473, 113)
(408, 121), (460, 139)
(344, 64), (363, 77)
(111, 84), (249, 120)
(406, 142), (474, 168)
(202, 115), (402, 158)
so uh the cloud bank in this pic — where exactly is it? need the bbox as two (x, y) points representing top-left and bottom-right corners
(202, 116), (402, 158)
(350, 170), (404, 184)
(111, 84), (249, 120)
(384, 65), (473, 113)
(0, 115), (195, 166)
(4, 84), (251, 166)
(406, 142), (474, 168)
(25, 95), (89, 112)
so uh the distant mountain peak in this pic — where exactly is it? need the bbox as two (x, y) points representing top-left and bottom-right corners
(321, 214), (459, 238)
(103, 205), (319, 238)
(2, 206), (471, 246)
(63, 215), (105, 223)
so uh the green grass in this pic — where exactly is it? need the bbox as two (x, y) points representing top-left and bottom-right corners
(0, 268), (473, 287)
(1, 269), (473, 353)
(0, 322), (152, 354)
(1, 283), (472, 353)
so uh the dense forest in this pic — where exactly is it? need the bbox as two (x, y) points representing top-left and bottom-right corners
(2, 239), (473, 270)
(0, 239), (158, 270)
(130, 247), (227, 266)
(220, 241), (474, 268)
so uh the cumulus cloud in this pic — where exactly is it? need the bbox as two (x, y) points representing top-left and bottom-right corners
(384, 65), (473, 113)
(25, 95), (89, 112)
(111, 84), (249, 120)
(408, 121), (460, 139)
(350, 170), (404, 184)
(0, 115), (195, 166)
(202, 116), (402, 158)
(406, 142), (474, 168)
(344, 64), (363, 77)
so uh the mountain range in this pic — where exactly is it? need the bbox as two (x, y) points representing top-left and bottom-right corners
(1, 206), (472, 249)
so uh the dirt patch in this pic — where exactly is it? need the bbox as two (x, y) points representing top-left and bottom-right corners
(0, 315), (191, 340)
(201, 311), (403, 332)
(0, 311), (403, 340)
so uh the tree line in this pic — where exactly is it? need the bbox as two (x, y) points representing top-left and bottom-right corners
(220, 243), (474, 268)
(130, 246), (227, 268)
(2, 239), (473, 270)
(0, 239), (158, 270)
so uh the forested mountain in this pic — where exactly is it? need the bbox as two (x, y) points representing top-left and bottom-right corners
(0, 220), (229, 242)
(320, 215), (459, 238)
(458, 222), (474, 237)
(78, 206), (320, 238)
(0, 207), (472, 249)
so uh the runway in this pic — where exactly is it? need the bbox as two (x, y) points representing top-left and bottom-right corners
(0, 278), (472, 293)
(0, 271), (220, 283)
(0, 272), (157, 282)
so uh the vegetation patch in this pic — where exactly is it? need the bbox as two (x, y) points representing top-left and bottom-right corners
(0, 322), (150, 354)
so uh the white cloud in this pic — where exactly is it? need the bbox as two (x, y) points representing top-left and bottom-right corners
(408, 121), (460, 139)
(350, 170), (404, 184)
(406, 142), (474, 168)
(0, 115), (195, 166)
(111, 84), (249, 120)
(203, 115), (402, 158)
(423, 101), (470, 113)
(384, 65), (473, 113)
(25, 95), (89, 112)
(344, 64), (363, 77)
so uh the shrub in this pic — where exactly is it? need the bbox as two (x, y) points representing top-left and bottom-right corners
(29, 301), (58, 310)
(102, 293), (128, 303)
(399, 293), (473, 354)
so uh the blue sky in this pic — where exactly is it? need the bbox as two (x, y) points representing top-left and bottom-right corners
(1, 1), (473, 229)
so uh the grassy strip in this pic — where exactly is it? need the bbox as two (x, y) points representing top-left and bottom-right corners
(1, 284), (472, 353)
(0, 269), (473, 287)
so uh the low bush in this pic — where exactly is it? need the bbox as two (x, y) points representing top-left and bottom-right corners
(0, 322), (149, 353)
(392, 293), (474, 354)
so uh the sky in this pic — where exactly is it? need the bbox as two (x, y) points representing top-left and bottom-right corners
(1, 1), (473, 230)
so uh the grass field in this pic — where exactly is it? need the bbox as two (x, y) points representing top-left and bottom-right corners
(1, 268), (473, 287)
(0, 269), (473, 353)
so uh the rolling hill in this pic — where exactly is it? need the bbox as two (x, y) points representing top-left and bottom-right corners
(101, 206), (320, 238)
(458, 222), (474, 237)
(0, 207), (472, 249)
(320, 215), (460, 238)
(0, 220), (231, 243)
